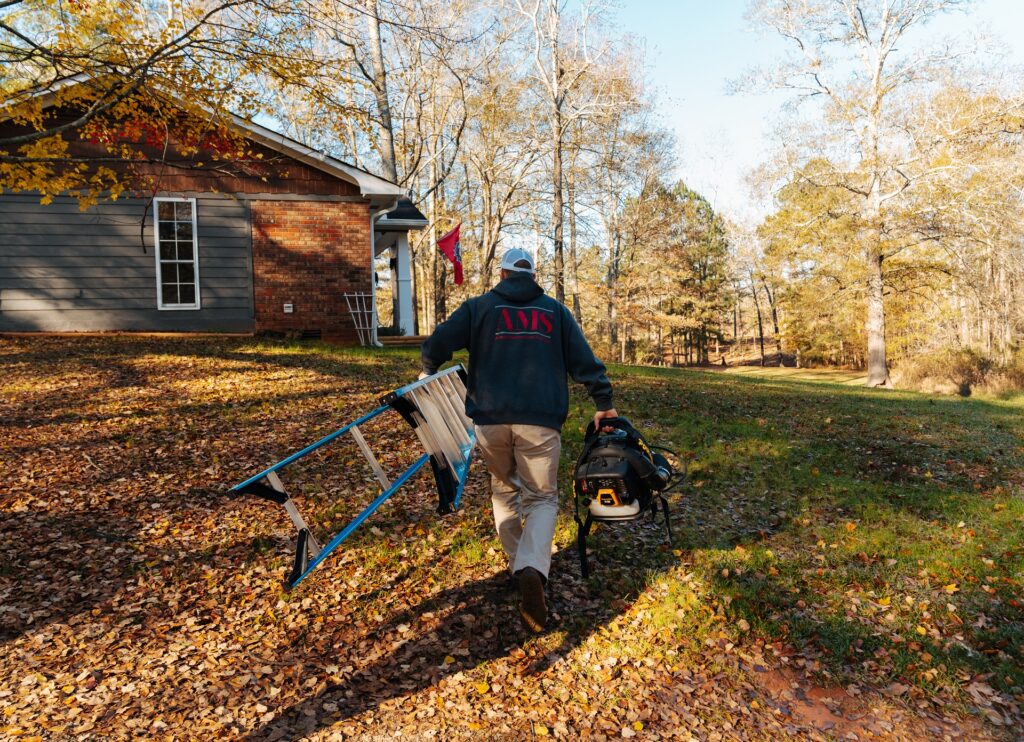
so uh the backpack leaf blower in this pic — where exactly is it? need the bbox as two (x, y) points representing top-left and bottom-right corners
(572, 417), (686, 578)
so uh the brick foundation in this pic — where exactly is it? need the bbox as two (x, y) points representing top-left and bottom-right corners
(251, 200), (372, 343)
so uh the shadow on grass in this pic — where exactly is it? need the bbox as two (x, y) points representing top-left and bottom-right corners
(244, 540), (658, 741)
(0, 509), (140, 644)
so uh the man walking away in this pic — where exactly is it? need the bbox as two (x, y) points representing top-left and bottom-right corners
(421, 248), (616, 632)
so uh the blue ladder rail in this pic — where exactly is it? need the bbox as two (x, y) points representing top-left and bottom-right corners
(232, 405), (390, 494)
(287, 454), (429, 589)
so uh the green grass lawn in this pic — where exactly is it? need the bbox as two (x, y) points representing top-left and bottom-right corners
(2, 336), (1021, 739)
(573, 363), (1024, 701)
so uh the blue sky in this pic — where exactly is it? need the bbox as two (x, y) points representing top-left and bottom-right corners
(615, 0), (1024, 222)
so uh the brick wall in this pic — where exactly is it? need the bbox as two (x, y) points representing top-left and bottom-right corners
(251, 200), (372, 343)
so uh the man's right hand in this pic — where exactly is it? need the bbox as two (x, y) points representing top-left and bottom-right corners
(594, 407), (619, 432)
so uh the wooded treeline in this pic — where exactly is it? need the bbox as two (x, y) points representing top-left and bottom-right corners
(3, 0), (1023, 389)
(744, 0), (1024, 391)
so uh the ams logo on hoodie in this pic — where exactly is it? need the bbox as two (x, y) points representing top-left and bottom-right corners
(494, 304), (554, 343)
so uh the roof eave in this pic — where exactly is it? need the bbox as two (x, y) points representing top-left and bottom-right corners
(227, 113), (405, 200)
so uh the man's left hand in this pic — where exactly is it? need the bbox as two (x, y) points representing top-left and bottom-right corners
(594, 407), (619, 432)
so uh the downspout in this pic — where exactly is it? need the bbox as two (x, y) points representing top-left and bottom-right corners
(369, 199), (398, 348)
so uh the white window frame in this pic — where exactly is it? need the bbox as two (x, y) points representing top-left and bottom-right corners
(153, 197), (201, 311)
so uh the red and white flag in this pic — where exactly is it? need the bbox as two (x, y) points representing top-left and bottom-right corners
(436, 224), (464, 285)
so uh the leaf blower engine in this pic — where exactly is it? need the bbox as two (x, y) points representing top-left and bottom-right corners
(572, 417), (685, 577)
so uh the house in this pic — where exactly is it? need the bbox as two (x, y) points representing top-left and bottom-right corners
(0, 81), (427, 344)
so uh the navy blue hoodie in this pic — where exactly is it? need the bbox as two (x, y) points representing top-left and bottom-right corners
(421, 274), (613, 431)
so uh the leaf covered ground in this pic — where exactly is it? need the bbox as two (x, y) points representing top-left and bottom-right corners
(1, 336), (1022, 741)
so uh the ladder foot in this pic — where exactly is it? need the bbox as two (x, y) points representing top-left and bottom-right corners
(286, 528), (312, 589)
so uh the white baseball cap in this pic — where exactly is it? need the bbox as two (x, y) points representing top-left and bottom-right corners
(499, 248), (536, 274)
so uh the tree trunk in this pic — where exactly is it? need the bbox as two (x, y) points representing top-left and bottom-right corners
(751, 278), (766, 367)
(999, 262), (1011, 360)
(480, 183), (496, 291)
(365, 0), (398, 183)
(954, 279), (969, 346)
(984, 255), (993, 354)
(606, 229), (619, 349)
(551, 103), (565, 303)
(435, 261), (448, 323)
(863, 79), (891, 387)
(547, 1), (566, 304)
(567, 159), (582, 323)
(762, 279), (782, 354)
(865, 250), (891, 386)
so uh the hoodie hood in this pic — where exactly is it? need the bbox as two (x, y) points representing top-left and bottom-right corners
(492, 274), (544, 303)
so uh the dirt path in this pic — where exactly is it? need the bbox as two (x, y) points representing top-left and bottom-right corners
(709, 365), (869, 386)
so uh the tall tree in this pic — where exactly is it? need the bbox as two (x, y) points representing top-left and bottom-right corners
(464, 69), (541, 290)
(748, 0), (977, 386)
(515, 0), (610, 303)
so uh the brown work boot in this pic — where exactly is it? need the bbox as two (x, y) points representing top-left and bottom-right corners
(515, 567), (547, 633)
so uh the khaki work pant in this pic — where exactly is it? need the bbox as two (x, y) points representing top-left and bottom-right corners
(474, 424), (561, 579)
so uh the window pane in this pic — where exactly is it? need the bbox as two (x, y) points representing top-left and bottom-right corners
(155, 200), (199, 309)
(162, 282), (179, 304)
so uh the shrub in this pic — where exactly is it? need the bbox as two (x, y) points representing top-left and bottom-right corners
(946, 349), (994, 396)
(895, 347), (1023, 397)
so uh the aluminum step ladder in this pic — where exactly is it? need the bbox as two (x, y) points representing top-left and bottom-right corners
(231, 366), (475, 588)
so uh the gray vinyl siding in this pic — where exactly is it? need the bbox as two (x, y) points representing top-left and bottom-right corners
(0, 193), (254, 332)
